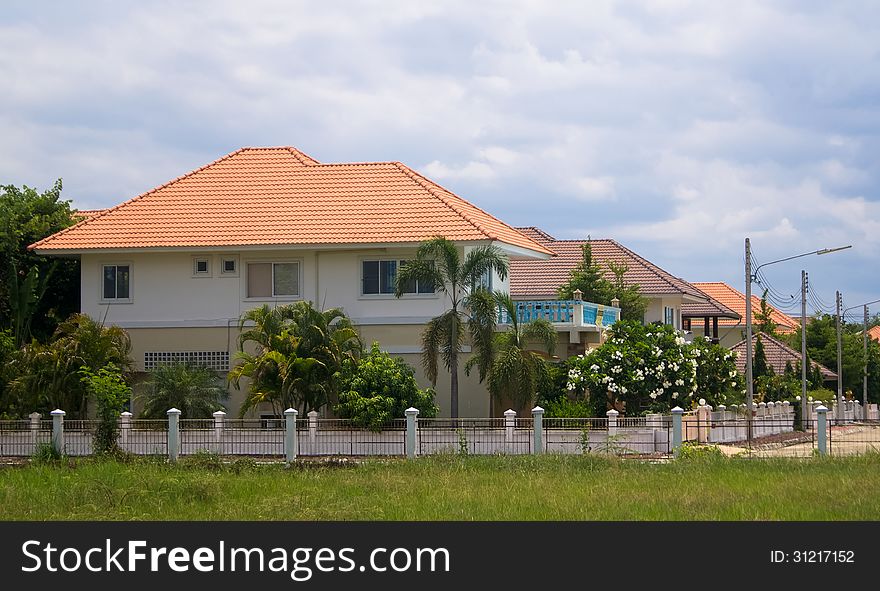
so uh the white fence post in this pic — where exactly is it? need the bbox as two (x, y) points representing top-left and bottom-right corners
(671, 407), (683, 456)
(504, 409), (516, 445)
(606, 409), (618, 437)
(50, 409), (65, 455)
(308, 410), (318, 444)
(213, 410), (226, 454)
(716, 405), (727, 442)
(29, 412), (41, 445)
(532, 406), (544, 454)
(405, 407), (419, 459)
(816, 405), (828, 456)
(119, 411), (132, 445)
(167, 408), (181, 462)
(284, 408), (298, 463)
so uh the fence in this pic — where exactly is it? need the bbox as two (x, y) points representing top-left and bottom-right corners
(2, 403), (878, 461)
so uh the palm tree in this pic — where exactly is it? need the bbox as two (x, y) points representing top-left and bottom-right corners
(228, 302), (361, 416)
(471, 292), (557, 413)
(395, 237), (508, 418)
(139, 363), (227, 419)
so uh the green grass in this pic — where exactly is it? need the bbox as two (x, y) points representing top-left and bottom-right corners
(1, 453), (879, 520)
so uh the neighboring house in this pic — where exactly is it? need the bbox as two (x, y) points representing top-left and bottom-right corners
(868, 326), (880, 343)
(687, 282), (798, 348)
(729, 333), (837, 386)
(509, 228), (732, 354)
(30, 147), (554, 418)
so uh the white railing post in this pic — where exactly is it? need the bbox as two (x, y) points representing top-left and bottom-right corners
(284, 408), (298, 463)
(167, 408), (181, 462)
(606, 409), (618, 437)
(29, 412), (41, 445)
(671, 407), (683, 457)
(405, 407), (419, 459)
(697, 399), (710, 442)
(504, 409), (516, 444)
(213, 410), (226, 455)
(816, 405), (828, 456)
(308, 410), (318, 444)
(766, 401), (776, 435)
(119, 411), (132, 445)
(50, 409), (65, 455)
(716, 405), (727, 442)
(532, 406), (544, 454)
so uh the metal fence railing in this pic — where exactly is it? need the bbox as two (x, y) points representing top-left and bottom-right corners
(298, 419), (407, 456)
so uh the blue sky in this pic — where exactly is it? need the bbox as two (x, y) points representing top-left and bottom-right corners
(2, 1), (878, 318)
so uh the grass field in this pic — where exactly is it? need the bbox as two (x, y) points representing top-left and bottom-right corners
(1, 453), (879, 520)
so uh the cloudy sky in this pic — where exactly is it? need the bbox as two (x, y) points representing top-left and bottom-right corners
(2, 1), (878, 317)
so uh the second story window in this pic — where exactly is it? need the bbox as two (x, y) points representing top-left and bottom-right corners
(247, 261), (300, 298)
(102, 264), (130, 300)
(362, 259), (434, 295)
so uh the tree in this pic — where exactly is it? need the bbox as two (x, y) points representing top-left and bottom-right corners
(394, 237), (509, 418)
(0, 180), (80, 343)
(228, 302), (361, 416)
(468, 292), (557, 414)
(6, 314), (131, 417)
(334, 342), (438, 430)
(752, 334), (771, 379)
(139, 363), (227, 419)
(557, 243), (648, 322)
(754, 290), (778, 336)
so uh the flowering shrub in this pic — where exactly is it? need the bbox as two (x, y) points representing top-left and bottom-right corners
(565, 322), (741, 416)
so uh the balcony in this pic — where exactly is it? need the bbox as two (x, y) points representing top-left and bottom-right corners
(498, 299), (621, 329)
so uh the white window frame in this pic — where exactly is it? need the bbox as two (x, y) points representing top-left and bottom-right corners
(191, 256), (212, 278)
(220, 255), (239, 277)
(359, 256), (437, 299)
(100, 262), (133, 304)
(244, 259), (303, 300)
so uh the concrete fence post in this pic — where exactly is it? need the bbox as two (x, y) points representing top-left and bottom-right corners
(50, 409), (65, 455)
(284, 408), (298, 463)
(29, 412), (41, 445)
(716, 405), (727, 442)
(504, 409), (516, 444)
(816, 405), (828, 456)
(308, 410), (318, 445)
(405, 407), (419, 459)
(532, 406), (544, 454)
(167, 408), (181, 462)
(671, 406), (683, 457)
(212, 410), (226, 454)
(119, 411), (132, 445)
(606, 409), (619, 437)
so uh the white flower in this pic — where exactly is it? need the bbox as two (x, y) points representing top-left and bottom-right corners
(675, 336), (686, 345)
(729, 370), (737, 378)
(620, 386), (627, 394)
(663, 381), (671, 388)
(649, 391), (658, 399)
(693, 348), (701, 357)
(731, 382), (737, 388)
(672, 392), (679, 399)
(590, 364), (600, 372)
(675, 379), (684, 386)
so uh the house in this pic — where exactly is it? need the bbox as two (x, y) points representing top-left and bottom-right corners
(508, 228), (735, 354)
(868, 326), (880, 343)
(729, 333), (837, 386)
(30, 146), (556, 418)
(687, 282), (798, 348)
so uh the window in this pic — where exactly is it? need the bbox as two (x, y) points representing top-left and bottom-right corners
(362, 259), (434, 295)
(221, 258), (237, 274)
(192, 257), (211, 277)
(473, 268), (493, 292)
(664, 306), (678, 328)
(144, 351), (229, 371)
(102, 264), (130, 300)
(247, 261), (300, 298)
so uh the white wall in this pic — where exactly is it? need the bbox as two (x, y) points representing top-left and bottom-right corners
(644, 295), (684, 327)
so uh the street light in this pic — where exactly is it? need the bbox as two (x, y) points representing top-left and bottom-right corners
(841, 298), (880, 413)
(744, 239), (851, 440)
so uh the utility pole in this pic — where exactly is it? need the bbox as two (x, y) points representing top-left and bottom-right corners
(801, 270), (808, 430)
(745, 238), (753, 441)
(836, 291), (844, 420)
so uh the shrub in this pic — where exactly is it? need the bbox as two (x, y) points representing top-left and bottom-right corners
(542, 397), (593, 418)
(139, 363), (227, 419)
(32, 441), (62, 463)
(676, 442), (726, 462)
(80, 364), (130, 454)
(335, 343), (438, 430)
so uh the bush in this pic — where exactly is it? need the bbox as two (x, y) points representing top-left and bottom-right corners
(335, 343), (438, 430)
(139, 363), (227, 419)
(542, 397), (593, 418)
(32, 441), (62, 463)
(676, 442), (726, 462)
(80, 364), (130, 454)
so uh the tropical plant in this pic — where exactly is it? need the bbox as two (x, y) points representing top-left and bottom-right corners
(80, 363), (131, 453)
(395, 237), (509, 418)
(557, 242), (648, 322)
(467, 292), (557, 413)
(754, 290), (778, 336)
(139, 362), (227, 419)
(334, 342), (438, 430)
(6, 314), (131, 417)
(0, 180), (80, 342)
(228, 302), (361, 416)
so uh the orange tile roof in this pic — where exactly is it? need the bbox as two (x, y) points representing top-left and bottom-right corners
(691, 282), (798, 333)
(31, 147), (553, 256)
(510, 227), (706, 299)
(730, 333), (837, 381)
(868, 326), (880, 342)
(73, 209), (107, 220)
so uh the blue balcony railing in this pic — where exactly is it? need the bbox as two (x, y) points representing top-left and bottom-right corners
(498, 300), (620, 328)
